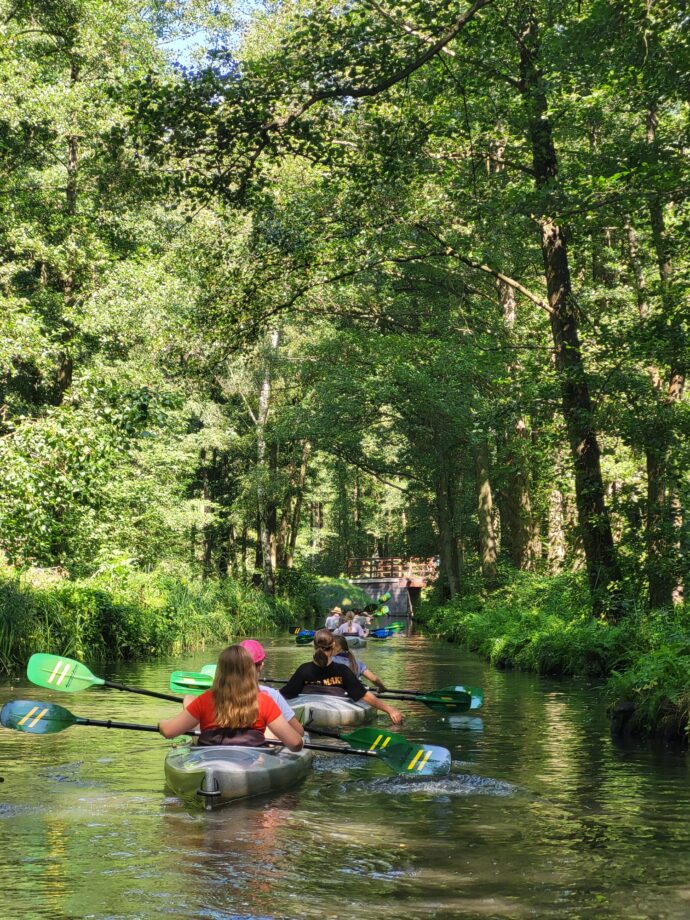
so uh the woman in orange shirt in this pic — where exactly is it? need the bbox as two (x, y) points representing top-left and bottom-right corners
(158, 645), (303, 750)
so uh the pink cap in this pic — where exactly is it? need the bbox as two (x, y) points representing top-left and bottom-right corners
(239, 639), (266, 663)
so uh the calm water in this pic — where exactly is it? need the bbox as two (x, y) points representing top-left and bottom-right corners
(1, 636), (689, 919)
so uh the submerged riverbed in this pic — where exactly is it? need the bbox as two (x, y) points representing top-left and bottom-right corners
(1, 636), (689, 919)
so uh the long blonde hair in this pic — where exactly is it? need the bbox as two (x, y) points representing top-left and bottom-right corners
(211, 645), (259, 727)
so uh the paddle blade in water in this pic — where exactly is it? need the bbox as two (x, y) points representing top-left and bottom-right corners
(169, 671), (211, 695)
(1, 700), (78, 734)
(381, 741), (451, 776)
(27, 654), (104, 693)
(201, 664), (216, 677)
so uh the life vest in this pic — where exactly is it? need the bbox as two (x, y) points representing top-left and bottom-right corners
(197, 727), (267, 747)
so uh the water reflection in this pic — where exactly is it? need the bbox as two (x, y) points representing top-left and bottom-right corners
(1, 637), (689, 919)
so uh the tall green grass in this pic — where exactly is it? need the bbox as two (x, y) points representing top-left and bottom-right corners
(0, 563), (301, 674)
(421, 571), (690, 740)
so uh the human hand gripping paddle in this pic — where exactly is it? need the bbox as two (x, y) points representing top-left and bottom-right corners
(177, 669), (477, 715)
(0, 701), (450, 776)
(27, 653), (183, 702)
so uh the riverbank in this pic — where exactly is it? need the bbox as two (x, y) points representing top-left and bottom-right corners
(0, 562), (338, 675)
(421, 572), (690, 743)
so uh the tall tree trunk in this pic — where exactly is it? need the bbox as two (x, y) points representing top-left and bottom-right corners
(644, 106), (685, 606)
(286, 440), (311, 569)
(473, 440), (498, 588)
(517, 13), (621, 616)
(433, 466), (460, 598)
(55, 58), (80, 403)
(256, 329), (279, 595)
(497, 278), (537, 570)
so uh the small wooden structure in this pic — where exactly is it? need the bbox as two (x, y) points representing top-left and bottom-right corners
(347, 557), (439, 618)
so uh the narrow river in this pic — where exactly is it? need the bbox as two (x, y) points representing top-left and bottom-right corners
(1, 636), (688, 919)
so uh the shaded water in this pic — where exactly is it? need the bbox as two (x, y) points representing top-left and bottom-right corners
(1, 637), (689, 919)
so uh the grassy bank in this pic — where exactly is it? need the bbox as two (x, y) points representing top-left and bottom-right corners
(0, 562), (317, 675)
(421, 572), (690, 742)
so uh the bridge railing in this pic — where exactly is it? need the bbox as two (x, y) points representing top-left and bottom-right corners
(346, 557), (439, 580)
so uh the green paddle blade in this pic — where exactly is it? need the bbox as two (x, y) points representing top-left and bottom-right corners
(382, 741), (451, 776)
(338, 726), (409, 750)
(306, 725), (450, 776)
(169, 671), (211, 695)
(201, 664), (216, 677)
(1, 699), (78, 734)
(27, 653), (105, 693)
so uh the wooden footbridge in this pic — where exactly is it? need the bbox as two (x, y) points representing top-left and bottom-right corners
(346, 557), (439, 618)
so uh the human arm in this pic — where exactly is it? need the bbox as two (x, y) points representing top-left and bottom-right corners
(265, 714), (304, 751)
(158, 707), (199, 739)
(361, 667), (386, 691)
(362, 691), (404, 725)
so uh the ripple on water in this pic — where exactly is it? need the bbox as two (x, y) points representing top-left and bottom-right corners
(363, 772), (518, 797)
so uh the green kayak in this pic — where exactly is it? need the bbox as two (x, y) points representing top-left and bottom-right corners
(164, 743), (314, 810)
(289, 693), (377, 729)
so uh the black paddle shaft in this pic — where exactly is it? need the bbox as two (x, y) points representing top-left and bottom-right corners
(75, 717), (197, 734)
(104, 680), (183, 703)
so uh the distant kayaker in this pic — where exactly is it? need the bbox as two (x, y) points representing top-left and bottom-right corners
(332, 634), (387, 692)
(324, 606), (342, 630)
(280, 629), (404, 725)
(334, 612), (368, 638)
(158, 645), (304, 750)
(239, 638), (304, 738)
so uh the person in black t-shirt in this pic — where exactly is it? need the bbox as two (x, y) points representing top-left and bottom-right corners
(280, 629), (404, 725)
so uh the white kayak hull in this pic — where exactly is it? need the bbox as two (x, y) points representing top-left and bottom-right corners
(344, 636), (366, 649)
(290, 693), (377, 728)
(164, 743), (313, 810)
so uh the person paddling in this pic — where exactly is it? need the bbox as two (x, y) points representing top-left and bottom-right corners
(158, 645), (303, 750)
(280, 629), (404, 726)
(331, 634), (387, 692)
(239, 639), (304, 738)
(334, 612), (368, 638)
(324, 606), (342, 630)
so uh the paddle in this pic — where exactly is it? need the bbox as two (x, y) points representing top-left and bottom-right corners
(27, 653), (182, 703)
(173, 670), (474, 713)
(0, 699), (187, 735)
(304, 724), (451, 776)
(1, 700), (449, 775)
(377, 685), (484, 710)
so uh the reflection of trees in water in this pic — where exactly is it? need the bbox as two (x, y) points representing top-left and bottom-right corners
(162, 793), (301, 915)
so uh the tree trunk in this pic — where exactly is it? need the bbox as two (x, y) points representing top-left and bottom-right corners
(433, 467), (460, 598)
(517, 14), (621, 616)
(256, 329), (279, 595)
(473, 440), (498, 588)
(286, 440), (311, 568)
(644, 106), (685, 606)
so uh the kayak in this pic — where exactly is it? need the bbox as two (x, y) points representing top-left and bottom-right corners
(370, 628), (394, 640)
(344, 635), (366, 649)
(289, 693), (377, 728)
(164, 742), (314, 810)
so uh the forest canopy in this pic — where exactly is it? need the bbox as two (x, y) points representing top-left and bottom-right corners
(0, 0), (688, 621)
